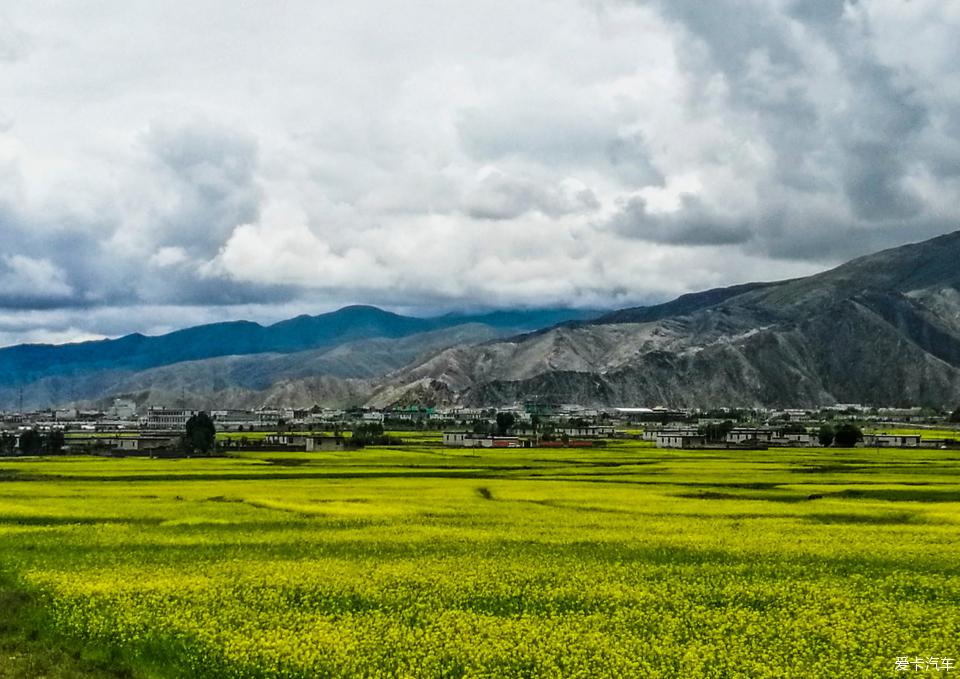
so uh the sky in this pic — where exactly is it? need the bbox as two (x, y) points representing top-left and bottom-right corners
(1, 0), (958, 347)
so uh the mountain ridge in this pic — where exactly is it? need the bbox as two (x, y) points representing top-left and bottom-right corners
(372, 230), (960, 408)
(0, 306), (598, 385)
(3, 231), (960, 410)
(0, 308), (599, 409)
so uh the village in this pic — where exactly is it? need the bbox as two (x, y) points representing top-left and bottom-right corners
(0, 398), (957, 455)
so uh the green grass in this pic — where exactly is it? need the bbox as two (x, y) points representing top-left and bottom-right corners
(0, 574), (141, 679)
(1, 442), (959, 677)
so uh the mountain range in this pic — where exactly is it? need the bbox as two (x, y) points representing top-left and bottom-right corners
(371, 230), (960, 409)
(0, 307), (598, 409)
(3, 231), (960, 410)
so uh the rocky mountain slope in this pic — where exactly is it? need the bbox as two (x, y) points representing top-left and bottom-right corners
(0, 309), (596, 409)
(373, 231), (960, 408)
(80, 324), (503, 410)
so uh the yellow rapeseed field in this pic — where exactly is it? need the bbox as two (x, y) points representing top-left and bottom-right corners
(1, 441), (958, 677)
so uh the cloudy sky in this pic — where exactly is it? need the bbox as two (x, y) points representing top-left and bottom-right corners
(1, 0), (958, 346)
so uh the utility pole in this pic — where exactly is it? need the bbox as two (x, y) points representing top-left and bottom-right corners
(18, 386), (23, 417)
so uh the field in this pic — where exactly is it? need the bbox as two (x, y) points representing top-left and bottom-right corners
(1, 440), (959, 677)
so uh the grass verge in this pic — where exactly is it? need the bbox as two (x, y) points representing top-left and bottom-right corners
(0, 575), (141, 679)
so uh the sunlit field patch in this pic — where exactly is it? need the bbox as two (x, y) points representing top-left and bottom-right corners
(1, 441), (959, 677)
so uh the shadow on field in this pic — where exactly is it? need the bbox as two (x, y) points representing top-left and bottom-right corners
(513, 498), (639, 515)
(790, 463), (871, 473)
(803, 512), (922, 525)
(0, 516), (162, 527)
(674, 490), (810, 503)
(676, 485), (960, 504)
(835, 488), (960, 502)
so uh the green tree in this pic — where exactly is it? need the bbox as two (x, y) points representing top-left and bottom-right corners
(818, 424), (835, 447)
(184, 412), (216, 456)
(495, 412), (516, 436)
(540, 423), (556, 442)
(353, 422), (384, 439)
(703, 421), (734, 443)
(18, 429), (42, 455)
(833, 422), (862, 448)
(44, 430), (65, 455)
(0, 432), (16, 456)
(472, 420), (492, 435)
(347, 422), (394, 448)
(950, 407), (960, 424)
(531, 414), (541, 436)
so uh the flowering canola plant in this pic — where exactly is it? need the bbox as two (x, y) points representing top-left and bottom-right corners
(0, 443), (958, 677)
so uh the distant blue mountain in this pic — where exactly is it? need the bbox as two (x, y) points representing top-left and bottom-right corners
(0, 305), (600, 387)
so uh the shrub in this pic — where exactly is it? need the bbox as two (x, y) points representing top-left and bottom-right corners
(818, 425), (835, 447)
(833, 423), (863, 448)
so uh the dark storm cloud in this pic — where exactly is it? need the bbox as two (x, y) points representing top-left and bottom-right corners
(611, 195), (753, 246)
(836, 58), (927, 221)
(463, 171), (600, 221)
(607, 0), (954, 261)
(457, 106), (663, 186)
(786, 0), (849, 26)
(134, 263), (299, 307)
(0, 120), (281, 313)
(144, 121), (262, 257)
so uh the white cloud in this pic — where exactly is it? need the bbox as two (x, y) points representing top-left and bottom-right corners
(0, 14), (30, 63)
(0, 255), (74, 306)
(463, 168), (600, 220)
(0, 0), (956, 343)
(149, 246), (190, 268)
(636, 173), (703, 215)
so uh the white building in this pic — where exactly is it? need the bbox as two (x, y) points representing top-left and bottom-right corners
(643, 427), (699, 442)
(147, 407), (197, 430)
(257, 409), (282, 427)
(862, 434), (921, 448)
(726, 428), (777, 444)
(108, 398), (138, 420)
(442, 432), (524, 448)
(554, 426), (615, 438)
(655, 433), (706, 449)
(448, 408), (486, 421)
(769, 433), (817, 447)
(114, 435), (179, 452)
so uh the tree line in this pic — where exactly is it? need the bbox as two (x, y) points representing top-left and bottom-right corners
(0, 430), (65, 456)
